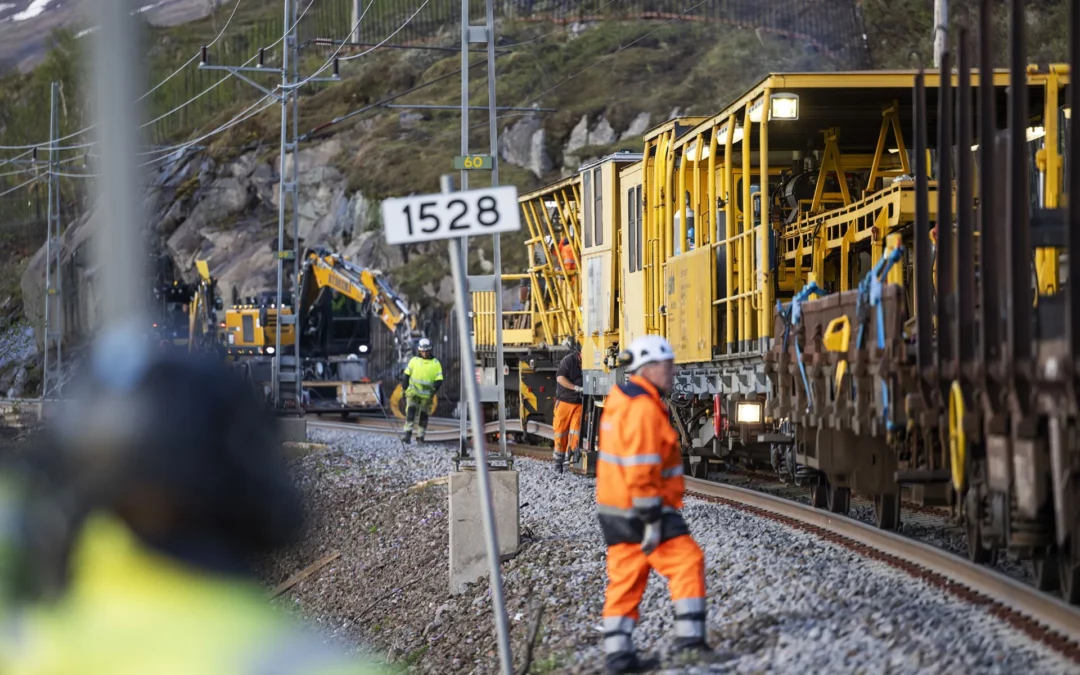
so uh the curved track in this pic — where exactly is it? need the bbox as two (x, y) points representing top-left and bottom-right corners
(311, 414), (555, 442)
(307, 418), (1080, 658)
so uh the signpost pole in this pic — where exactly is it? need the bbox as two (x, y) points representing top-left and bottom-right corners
(440, 174), (514, 675)
(380, 174), (520, 675)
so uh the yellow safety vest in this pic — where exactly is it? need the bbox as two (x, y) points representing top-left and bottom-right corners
(404, 356), (443, 399)
(2, 513), (387, 675)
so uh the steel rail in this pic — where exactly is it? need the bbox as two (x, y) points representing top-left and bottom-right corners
(310, 417), (555, 442)
(683, 477), (1080, 647)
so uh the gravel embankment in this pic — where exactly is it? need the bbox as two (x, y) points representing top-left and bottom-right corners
(261, 429), (1077, 674)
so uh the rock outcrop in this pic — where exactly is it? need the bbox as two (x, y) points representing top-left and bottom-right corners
(20, 108), (658, 350)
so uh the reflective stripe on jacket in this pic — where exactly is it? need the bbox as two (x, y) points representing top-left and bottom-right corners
(560, 243), (576, 271)
(404, 356), (443, 398)
(595, 375), (687, 547)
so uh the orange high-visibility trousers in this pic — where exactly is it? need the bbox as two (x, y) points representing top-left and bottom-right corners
(602, 534), (706, 657)
(552, 400), (582, 463)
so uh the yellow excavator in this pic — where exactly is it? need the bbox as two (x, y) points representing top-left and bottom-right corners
(223, 247), (417, 414)
(187, 260), (226, 357)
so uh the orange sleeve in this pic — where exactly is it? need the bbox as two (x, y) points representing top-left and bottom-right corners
(622, 401), (664, 521)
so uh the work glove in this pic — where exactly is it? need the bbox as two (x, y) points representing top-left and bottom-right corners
(641, 521), (661, 555)
(574, 385), (583, 393)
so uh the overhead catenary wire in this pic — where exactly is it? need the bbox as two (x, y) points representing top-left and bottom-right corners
(138, 0), (246, 103)
(0, 175), (44, 198)
(137, 95), (277, 166)
(140, 0), (321, 131)
(0, 0), (318, 154)
(285, 0), (432, 94)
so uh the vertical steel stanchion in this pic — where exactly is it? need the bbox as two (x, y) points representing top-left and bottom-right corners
(458, 0), (471, 455)
(290, 0), (302, 409)
(273, 0), (293, 408)
(485, 0), (507, 459)
(90, 0), (147, 331)
(442, 174), (514, 675)
(42, 82), (57, 400)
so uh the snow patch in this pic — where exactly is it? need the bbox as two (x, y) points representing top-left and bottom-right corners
(12, 0), (55, 21)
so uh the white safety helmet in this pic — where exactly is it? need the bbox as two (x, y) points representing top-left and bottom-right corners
(619, 335), (675, 372)
(418, 338), (433, 351)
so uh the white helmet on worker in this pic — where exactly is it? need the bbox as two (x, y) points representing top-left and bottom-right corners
(418, 338), (432, 352)
(620, 335), (675, 373)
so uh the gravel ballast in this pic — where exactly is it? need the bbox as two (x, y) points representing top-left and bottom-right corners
(260, 428), (1077, 674)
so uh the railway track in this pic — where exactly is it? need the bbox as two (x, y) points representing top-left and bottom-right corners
(309, 417), (1080, 659)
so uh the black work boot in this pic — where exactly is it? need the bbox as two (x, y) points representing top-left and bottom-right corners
(554, 459), (564, 474)
(605, 651), (659, 674)
(670, 640), (730, 667)
(416, 433), (425, 443)
(401, 430), (412, 444)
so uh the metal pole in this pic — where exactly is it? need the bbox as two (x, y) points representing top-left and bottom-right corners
(443, 173), (513, 675)
(274, 0), (292, 408)
(485, 0), (506, 458)
(458, 0), (470, 454)
(42, 82), (57, 400)
(91, 0), (146, 330)
(290, 0), (302, 409)
(934, 0), (949, 68)
(352, 0), (363, 43)
(53, 153), (62, 397)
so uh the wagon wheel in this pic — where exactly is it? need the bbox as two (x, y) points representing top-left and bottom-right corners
(963, 469), (996, 565)
(810, 482), (828, 509)
(1059, 543), (1080, 604)
(873, 493), (901, 531)
(1034, 548), (1061, 592)
(826, 484), (851, 515)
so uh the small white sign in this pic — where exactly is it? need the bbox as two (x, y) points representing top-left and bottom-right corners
(381, 185), (521, 245)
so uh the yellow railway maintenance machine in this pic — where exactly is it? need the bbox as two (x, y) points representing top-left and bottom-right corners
(471, 174), (590, 437)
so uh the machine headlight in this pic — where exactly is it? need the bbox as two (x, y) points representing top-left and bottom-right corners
(735, 401), (763, 424)
(358, 345), (369, 353)
(770, 93), (799, 120)
(266, 346), (275, 355)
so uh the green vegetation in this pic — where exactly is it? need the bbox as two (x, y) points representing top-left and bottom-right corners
(0, 1), (1073, 310)
(860, 0), (1070, 69)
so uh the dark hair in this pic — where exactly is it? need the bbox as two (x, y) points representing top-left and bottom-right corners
(57, 352), (304, 559)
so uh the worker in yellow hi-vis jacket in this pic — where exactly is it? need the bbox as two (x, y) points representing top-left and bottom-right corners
(1, 328), (387, 675)
(401, 338), (444, 444)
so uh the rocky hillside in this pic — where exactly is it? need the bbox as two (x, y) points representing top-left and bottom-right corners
(2, 1), (1074, 396)
(17, 16), (851, 352)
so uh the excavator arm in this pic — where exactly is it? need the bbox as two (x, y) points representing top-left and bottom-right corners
(303, 248), (415, 337)
(188, 259), (223, 355)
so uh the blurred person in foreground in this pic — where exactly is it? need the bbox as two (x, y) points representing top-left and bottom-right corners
(2, 325), (387, 675)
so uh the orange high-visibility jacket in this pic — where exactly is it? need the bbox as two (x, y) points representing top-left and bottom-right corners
(595, 375), (688, 546)
(560, 240), (577, 271)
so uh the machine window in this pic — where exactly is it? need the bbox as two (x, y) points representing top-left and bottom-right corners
(627, 187), (637, 272)
(593, 167), (604, 246)
(583, 171), (593, 248)
(635, 185), (643, 272)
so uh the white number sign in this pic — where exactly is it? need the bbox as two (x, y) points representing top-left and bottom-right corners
(381, 185), (520, 245)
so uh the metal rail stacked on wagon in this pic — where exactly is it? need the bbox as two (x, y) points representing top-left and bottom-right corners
(766, 0), (1080, 602)
(469, 0), (1080, 603)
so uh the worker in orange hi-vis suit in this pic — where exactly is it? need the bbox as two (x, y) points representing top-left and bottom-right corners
(596, 335), (710, 674)
(559, 236), (579, 299)
(560, 237), (577, 271)
(552, 342), (583, 473)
